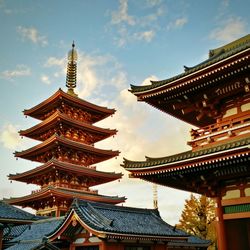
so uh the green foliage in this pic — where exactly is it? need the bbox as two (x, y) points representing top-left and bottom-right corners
(177, 194), (217, 250)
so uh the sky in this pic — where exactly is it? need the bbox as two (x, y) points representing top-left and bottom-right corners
(0, 0), (249, 225)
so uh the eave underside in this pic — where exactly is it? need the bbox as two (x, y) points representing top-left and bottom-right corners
(9, 160), (122, 186)
(20, 111), (117, 143)
(129, 154), (250, 196)
(139, 61), (250, 127)
(6, 187), (125, 209)
(15, 135), (119, 165)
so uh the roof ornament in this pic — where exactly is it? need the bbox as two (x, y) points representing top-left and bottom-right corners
(66, 41), (78, 97)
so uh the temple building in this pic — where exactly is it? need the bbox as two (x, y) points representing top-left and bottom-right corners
(0, 43), (211, 250)
(6, 43), (125, 217)
(123, 34), (250, 250)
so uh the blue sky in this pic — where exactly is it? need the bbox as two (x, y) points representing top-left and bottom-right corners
(0, 0), (249, 225)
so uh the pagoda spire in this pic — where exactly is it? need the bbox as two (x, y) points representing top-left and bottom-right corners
(66, 41), (78, 97)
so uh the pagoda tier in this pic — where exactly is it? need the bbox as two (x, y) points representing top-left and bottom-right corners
(19, 110), (117, 144)
(130, 34), (250, 128)
(9, 159), (122, 188)
(23, 88), (115, 123)
(6, 186), (125, 217)
(14, 134), (119, 165)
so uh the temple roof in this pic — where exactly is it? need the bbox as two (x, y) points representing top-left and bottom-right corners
(14, 134), (119, 164)
(9, 159), (123, 186)
(49, 199), (210, 246)
(7, 217), (63, 250)
(130, 34), (250, 94)
(123, 137), (250, 195)
(0, 201), (40, 224)
(128, 34), (250, 127)
(6, 199), (209, 249)
(6, 186), (126, 206)
(23, 88), (115, 122)
(20, 110), (117, 142)
(123, 137), (250, 170)
(4, 224), (29, 242)
(72, 199), (185, 238)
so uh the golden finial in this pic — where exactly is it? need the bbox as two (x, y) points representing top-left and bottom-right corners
(66, 41), (78, 96)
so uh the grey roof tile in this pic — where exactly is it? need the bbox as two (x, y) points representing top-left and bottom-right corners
(73, 199), (186, 237)
(0, 201), (39, 221)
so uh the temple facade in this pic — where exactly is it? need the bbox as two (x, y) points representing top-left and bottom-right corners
(123, 35), (250, 250)
(6, 43), (125, 217)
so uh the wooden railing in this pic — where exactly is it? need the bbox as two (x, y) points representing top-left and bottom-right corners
(188, 111), (250, 149)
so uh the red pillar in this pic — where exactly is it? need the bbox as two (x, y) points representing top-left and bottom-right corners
(215, 197), (227, 250)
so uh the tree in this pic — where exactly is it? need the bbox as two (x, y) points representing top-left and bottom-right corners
(177, 194), (217, 250)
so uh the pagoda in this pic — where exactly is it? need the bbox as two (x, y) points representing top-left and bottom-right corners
(7, 43), (125, 217)
(123, 35), (250, 250)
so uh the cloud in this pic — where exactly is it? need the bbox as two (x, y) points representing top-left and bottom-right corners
(141, 75), (159, 85)
(167, 17), (188, 30)
(134, 30), (155, 42)
(44, 57), (65, 67)
(0, 65), (31, 80)
(0, 124), (21, 149)
(17, 26), (48, 46)
(111, 0), (135, 26)
(110, 0), (164, 47)
(40, 74), (51, 85)
(209, 17), (247, 42)
(146, 0), (162, 7)
(120, 89), (137, 106)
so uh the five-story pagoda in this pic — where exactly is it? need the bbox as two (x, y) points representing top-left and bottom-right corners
(7, 43), (125, 217)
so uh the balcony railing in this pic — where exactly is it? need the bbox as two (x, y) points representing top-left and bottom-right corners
(188, 111), (250, 149)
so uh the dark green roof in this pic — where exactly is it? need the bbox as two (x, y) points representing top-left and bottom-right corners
(130, 34), (250, 93)
(123, 137), (250, 169)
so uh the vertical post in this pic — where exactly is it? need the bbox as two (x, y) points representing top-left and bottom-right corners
(0, 224), (3, 250)
(215, 197), (227, 250)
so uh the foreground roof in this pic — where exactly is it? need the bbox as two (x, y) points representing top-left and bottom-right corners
(7, 217), (63, 250)
(0, 201), (39, 224)
(50, 198), (209, 247)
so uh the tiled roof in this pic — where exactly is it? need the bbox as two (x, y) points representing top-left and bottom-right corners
(3, 224), (29, 241)
(7, 217), (64, 250)
(72, 199), (186, 237)
(123, 137), (250, 169)
(168, 235), (210, 247)
(60, 199), (209, 247)
(130, 34), (250, 93)
(0, 201), (39, 222)
(6, 241), (60, 250)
